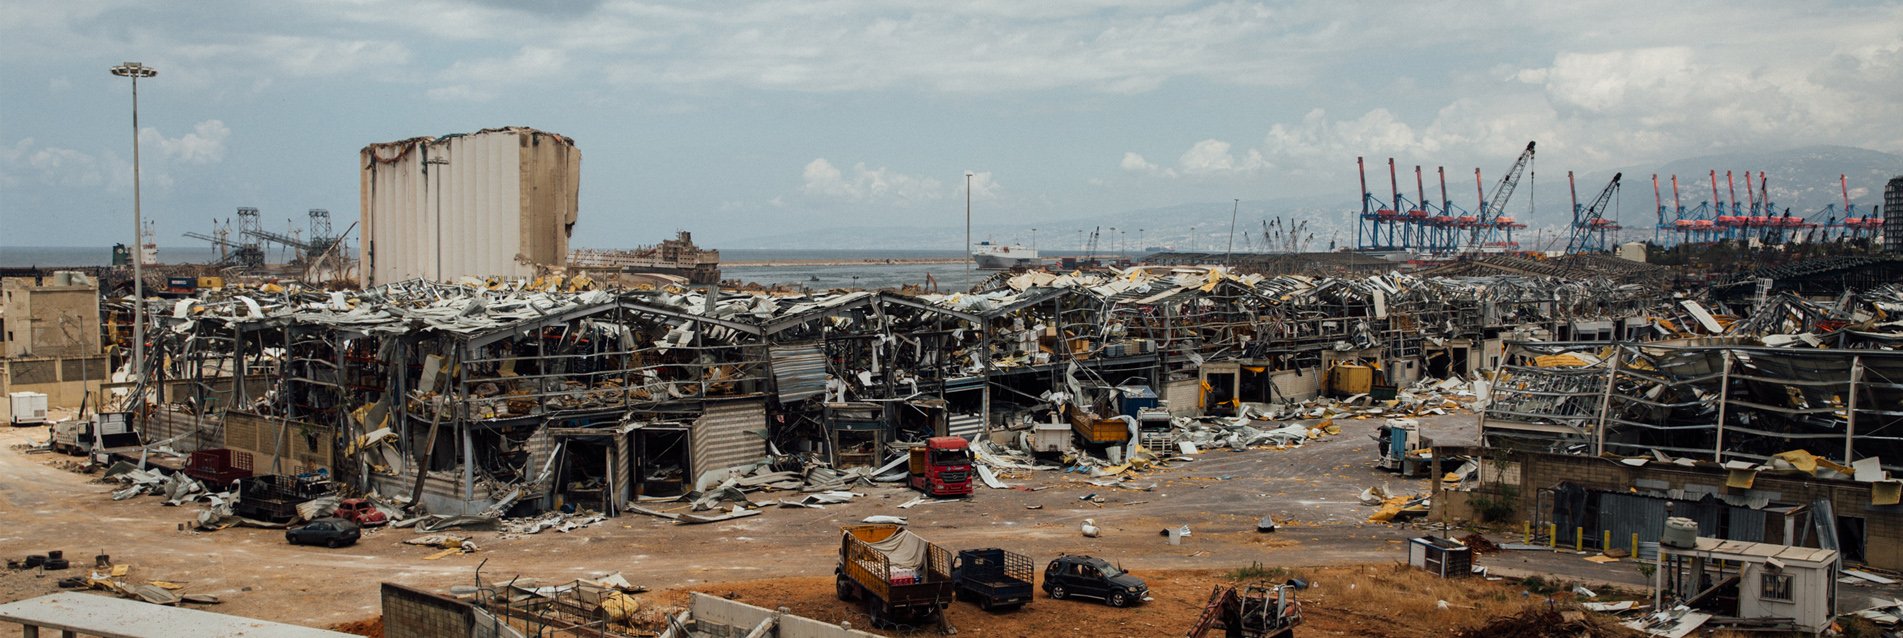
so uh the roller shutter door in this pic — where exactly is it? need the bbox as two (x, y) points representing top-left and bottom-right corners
(692, 399), (768, 477)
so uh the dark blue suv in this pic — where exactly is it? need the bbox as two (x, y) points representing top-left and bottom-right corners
(1042, 555), (1149, 607)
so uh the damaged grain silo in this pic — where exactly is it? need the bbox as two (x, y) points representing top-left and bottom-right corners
(358, 127), (581, 286)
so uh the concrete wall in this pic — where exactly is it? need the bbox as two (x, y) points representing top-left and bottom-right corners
(381, 582), (473, 637)
(2, 275), (101, 358)
(221, 410), (335, 475)
(1482, 449), (1901, 571)
(0, 355), (108, 413)
(688, 592), (884, 638)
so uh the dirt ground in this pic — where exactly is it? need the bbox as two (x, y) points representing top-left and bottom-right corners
(637, 563), (1640, 638)
(0, 409), (1684, 636)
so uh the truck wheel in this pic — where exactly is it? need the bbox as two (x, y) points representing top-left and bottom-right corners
(979, 598), (995, 612)
(835, 575), (856, 601)
(1049, 585), (1067, 600)
(1107, 592), (1129, 607)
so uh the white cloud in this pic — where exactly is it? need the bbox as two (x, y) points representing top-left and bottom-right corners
(801, 158), (946, 204)
(431, 46), (571, 101)
(1177, 139), (1269, 176)
(1119, 139), (1270, 179)
(142, 120), (230, 165)
(799, 159), (1000, 205)
(966, 171), (1001, 200)
(0, 122), (222, 196)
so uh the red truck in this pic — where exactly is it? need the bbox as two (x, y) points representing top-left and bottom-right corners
(908, 437), (973, 498)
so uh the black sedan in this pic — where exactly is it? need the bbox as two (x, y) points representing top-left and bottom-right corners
(286, 517), (361, 548)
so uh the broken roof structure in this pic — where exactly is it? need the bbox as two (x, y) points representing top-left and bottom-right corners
(114, 264), (1722, 521)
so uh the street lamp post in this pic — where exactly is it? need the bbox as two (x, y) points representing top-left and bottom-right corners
(110, 61), (156, 387)
(965, 171), (974, 272)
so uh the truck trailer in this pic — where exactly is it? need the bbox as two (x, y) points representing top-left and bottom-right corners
(835, 523), (955, 629)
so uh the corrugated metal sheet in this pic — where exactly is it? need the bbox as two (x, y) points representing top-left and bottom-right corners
(949, 413), (983, 439)
(692, 400), (767, 477)
(524, 426), (557, 480)
(770, 344), (827, 400)
(1594, 492), (1766, 552)
(612, 433), (631, 513)
(360, 128), (579, 285)
(1596, 492), (1669, 551)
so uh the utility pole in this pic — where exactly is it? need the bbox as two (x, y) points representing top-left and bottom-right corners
(1225, 199), (1239, 265)
(110, 61), (157, 387)
(965, 171), (974, 272)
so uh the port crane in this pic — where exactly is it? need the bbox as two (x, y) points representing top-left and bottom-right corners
(182, 213), (266, 270)
(1564, 171), (1622, 254)
(1472, 141), (1535, 249)
(1260, 217), (1314, 254)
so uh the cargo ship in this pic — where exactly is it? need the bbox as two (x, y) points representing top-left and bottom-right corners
(569, 231), (722, 284)
(971, 241), (1037, 269)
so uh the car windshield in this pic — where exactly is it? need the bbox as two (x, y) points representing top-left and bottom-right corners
(932, 449), (970, 465)
(1097, 564), (1124, 578)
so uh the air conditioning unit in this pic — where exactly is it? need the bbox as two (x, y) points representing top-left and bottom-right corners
(8, 392), (49, 426)
(1660, 516), (1699, 549)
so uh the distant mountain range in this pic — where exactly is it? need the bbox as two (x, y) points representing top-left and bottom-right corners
(726, 145), (1900, 251)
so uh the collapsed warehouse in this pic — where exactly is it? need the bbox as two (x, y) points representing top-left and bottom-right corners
(115, 266), (1669, 519)
(1447, 284), (1903, 570)
(82, 258), (1903, 582)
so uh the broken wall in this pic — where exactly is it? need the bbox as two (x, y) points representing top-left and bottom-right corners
(686, 592), (884, 638)
(222, 410), (335, 475)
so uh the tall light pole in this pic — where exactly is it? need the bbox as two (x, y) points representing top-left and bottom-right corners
(111, 61), (156, 385)
(964, 171), (974, 271)
(1225, 198), (1239, 265)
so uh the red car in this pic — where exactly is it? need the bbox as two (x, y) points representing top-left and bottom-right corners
(333, 499), (388, 527)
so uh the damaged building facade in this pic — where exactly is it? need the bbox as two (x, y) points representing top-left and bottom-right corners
(359, 127), (581, 287)
(1452, 284), (1903, 570)
(122, 265), (1676, 520)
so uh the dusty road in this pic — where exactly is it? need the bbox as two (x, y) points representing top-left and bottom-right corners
(0, 409), (1662, 633)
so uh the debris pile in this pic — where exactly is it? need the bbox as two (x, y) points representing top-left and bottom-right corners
(1456, 607), (1641, 638)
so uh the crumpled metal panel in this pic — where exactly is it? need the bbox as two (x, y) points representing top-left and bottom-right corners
(770, 343), (828, 400)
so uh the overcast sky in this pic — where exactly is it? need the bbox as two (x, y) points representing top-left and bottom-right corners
(2, 1), (1899, 249)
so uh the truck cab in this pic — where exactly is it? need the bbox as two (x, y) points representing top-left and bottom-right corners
(908, 437), (973, 498)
